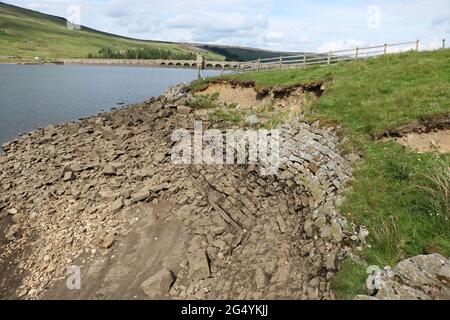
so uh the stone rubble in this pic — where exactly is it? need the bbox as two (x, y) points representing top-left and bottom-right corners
(0, 83), (369, 300)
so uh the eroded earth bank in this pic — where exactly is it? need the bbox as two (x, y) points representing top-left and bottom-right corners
(0, 83), (448, 300)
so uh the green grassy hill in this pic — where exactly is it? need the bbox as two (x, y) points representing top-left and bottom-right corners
(194, 49), (450, 298)
(0, 2), (223, 61)
(0, 2), (296, 62)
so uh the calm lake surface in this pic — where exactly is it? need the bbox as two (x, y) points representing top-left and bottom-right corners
(0, 64), (223, 145)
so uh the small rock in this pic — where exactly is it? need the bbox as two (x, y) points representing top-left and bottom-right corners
(102, 233), (115, 249)
(62, 171), (75, 181)
(276, 215), (287, 234)
(304, 220), (314, 237)
(141, 269), (175, 298)
(131, 190), (150, 203)
(99, 190), (117, 202)
(103, 165), (116, 175)
(111, 198), (123, 213)
(177, 105), (192, 115)
(245, 115), (260, 125)
(5, 224), (20, 241)
(320, 225), (332, 239)
(255, 268), (268, 290)
(308, 163), (320, 174)
(212, 239), (227, 251)
(314, 215), (327, 229)
(331, 221), (343, 242)
(326, 253), (337, 271)
(188, 249), (211, 281)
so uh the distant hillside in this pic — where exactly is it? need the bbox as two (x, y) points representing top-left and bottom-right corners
(0, 2), (297, 62)
(195, 44), (303, 61)
(0, 2), (223, 61)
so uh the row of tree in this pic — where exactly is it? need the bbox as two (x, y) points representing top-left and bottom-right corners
(88, 48), (197, 60)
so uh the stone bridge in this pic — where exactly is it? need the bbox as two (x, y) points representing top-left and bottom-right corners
(58, 58), (243, 70)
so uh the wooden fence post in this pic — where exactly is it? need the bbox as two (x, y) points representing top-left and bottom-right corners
(416, 39), (420, 51)
(384, 43), (388, 55)
(443, 39), (446, 50)
(355, 47), (359, 60)
(328, 51), (332, 64)
(279, 56), (283, 69)
(303, 54), (306, 67)
(257, 58), (261, 72)
(236, 62), (240, 74)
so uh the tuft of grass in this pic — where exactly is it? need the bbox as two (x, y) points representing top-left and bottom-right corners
(187, 93), (220, 109)
(264, 112), (287, 129)
(416, 157), (449, 221)
(189, 79), (211, 92)
(331, 260), (368, 300)
(256, 99), (275, 113)
(211, 109), (242, 123)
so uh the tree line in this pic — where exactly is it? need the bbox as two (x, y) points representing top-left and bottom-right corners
(88, 48), (197, 60)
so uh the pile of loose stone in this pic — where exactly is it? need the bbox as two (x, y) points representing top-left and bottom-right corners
(0, 83), (369, 300)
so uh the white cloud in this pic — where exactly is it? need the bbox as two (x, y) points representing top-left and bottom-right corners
(264, 32), (285, 43)
(317, 39), (367, 53)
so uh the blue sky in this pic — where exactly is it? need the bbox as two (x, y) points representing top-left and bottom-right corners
(4, 0), (450, 52)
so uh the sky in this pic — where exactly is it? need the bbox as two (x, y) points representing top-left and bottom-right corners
(4, 0), (450, 52)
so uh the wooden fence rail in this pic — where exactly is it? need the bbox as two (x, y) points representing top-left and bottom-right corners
(233, 39), (447, 74)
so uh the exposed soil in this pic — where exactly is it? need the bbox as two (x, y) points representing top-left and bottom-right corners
(391, 130), (450, 154)
(374, 114), (450, 154)
(197, 80), (325, 115)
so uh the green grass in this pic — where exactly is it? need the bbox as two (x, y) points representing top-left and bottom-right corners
(211, 109), (242, 123)
(223, 65), (332, 90)
(331, 260), (367, 299)
(187, 93), (220, 109)
(0, 2), (223, 61)
(219, 49), (450, 298)
(264, 112), (287, 129)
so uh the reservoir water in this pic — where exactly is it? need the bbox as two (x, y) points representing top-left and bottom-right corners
(0, 64), (222, 145)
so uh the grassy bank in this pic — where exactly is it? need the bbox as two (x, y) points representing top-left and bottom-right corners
(194, 49), (450, 298)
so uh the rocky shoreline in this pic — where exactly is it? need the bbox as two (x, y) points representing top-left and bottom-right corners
(0, 83), (448, 300)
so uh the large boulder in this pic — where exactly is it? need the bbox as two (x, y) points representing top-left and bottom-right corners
(356, 254), (450, 300)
